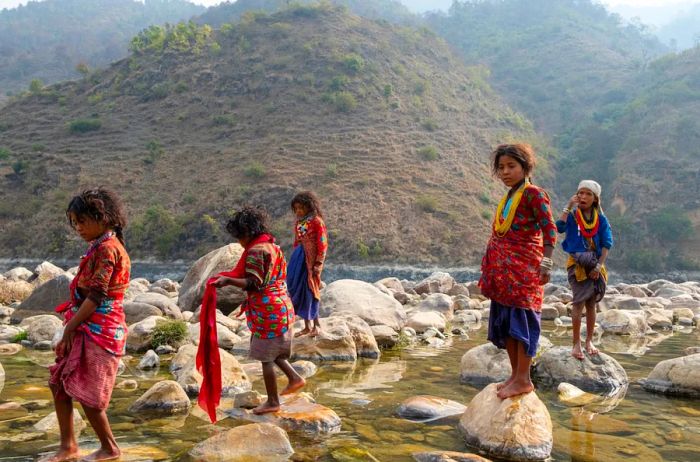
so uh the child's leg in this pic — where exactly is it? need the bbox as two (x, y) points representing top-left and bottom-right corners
(39, 390), (79, 462)
(79, 405), (120, 461)
(571, 302), (585, 360)
(276, 358), (306, 395)
(497, 337), (518, 391)
(253, 361), (281, 415)
(498, 340), (534, 399)
(309, 317), (321, 336)
(584, 299), (599, 355)
(295, 319), (312, 337)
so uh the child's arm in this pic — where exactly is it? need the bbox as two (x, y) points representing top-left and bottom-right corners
(56, 297), (99, 355)
(556, 194), (578, 232)
(312, 219), (328, 276)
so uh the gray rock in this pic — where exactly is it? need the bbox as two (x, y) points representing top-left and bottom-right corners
(370, 324), (399, 348)
(397, 395), (466, 422)
(129, 380), (191, 414)
(124, 302), (162, 324)
(416, 293), (454, 321)
(640, 353), (700, 398)
(133, 293), (183, 320)
(533, 346), (628, 392)
(320, 279), (406, 330)
(291, 360), (318, 378)
(406, 311), (446, 333)
(32, 261), (66, 285)
(19, 314), (62, 344)
(3, 267), (33, 281)
(189, 423), (293, 461)
(33, 340), (52, 350)
(155, 344), (176, 355)
(16, 274), (73, 314)
(138, 350), (160, 370)
(414, 272), (455, 295)
(448, 283), (470, 297)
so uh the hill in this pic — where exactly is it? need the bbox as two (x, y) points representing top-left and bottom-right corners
(0, 0), (205, 98)
(0, 4), (547, 264)
(657, 4), (700, 51)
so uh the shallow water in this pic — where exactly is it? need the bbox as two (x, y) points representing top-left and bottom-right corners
(1, 322), (699, 461)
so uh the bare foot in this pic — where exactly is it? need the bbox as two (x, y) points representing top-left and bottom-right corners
(572, 343), (585, 360)
(253, 401), (281, 415)
(294, 328), (311, 338)
(78, 448), (120, 462)
(38, 447), (80, 462)
(309, 327), (320, 337)
(585, 342), (599, 356)
(497, 380), (534, 399)
(496, 377), (515, 391)
(280, 377), (306, 395)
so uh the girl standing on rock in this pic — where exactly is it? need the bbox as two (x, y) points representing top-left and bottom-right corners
(45, 188), (130, 462)
(200, 206), (305, 418)
(557, 180), (613, 360)
(479, 144), (557, 400)
(287, 191), (328, 337)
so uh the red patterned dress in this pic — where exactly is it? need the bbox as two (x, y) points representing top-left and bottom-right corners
(293, 215), (328, 299)
(479, 184), (557, 312)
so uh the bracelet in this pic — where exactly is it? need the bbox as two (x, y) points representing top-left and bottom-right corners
(562, 207), (571, 214)
(540, 257), (554, 271)
(595, 263), (603, 271)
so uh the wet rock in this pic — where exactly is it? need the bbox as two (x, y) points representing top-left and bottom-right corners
(126, 315), (168, 352)
(646, 312), (672, 330)
(453, 309), (482, 325)
(417, 293), (455, 321)
(448, 283), (471, 297)
(170, 344), (250, 395)
(3, 267), (33, 281)
(152, 278), (179, 293)
(228, 392), (341, 434)
(685, 346), (700, 355)
(460, 339), (553, 386)
(371, 324), (399, 348)
(397, 396), (466, 422)
(34, 340), (52, 350)
(0, 343), (22, 355)
(233, 390), (264, 408)
(553, 427), (661, 462)
(292, 318), (357, 361)
(133, 293), (183, 320)
(413, 451), (491, 462)
(34, 411), (87, 435)
(129, 380), (192, 414)
(178, 244), (246, 314)
(533, 346), (628, 392)
(32, 261), (66, 286)
(19, 314), (62, 344)
(555, 383), (628, 414)
(414, 272), (455, 295)
(0, 401), (27, 420)
(116, 379), (139, 390)
(458, 383), (552, 461)
(540, 305), (560, 321)
(0, 325), (24, 342)
(155, 344), (176, 355)
(320, 279), (406, 330)
(562, 409), (633, 435)
(124, 302), (162, 324)
(640, 353), (700, 397)
(406, 311), (446, 333)
(189, 423), (293, 461)
(138, 350), (160, 370)
(189, 322), (240, 349)
(597, 309), (647, 336)
(16, 274), (73, 314)
(291, 360), (317, 378)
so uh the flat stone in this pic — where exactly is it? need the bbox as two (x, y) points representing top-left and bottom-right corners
(189, 423), (293, 461)
(553, 427), (661, 462)
(170, 344), (250, 396)
(233, 390), (264, 409)
(129, 380), (192, 414)
(320, 279), (407, 330)
(406, 311), (446, 333)
(33, 411), (86, 435)
(533, 346), (628, 392)
(0, 343), (22, 355)
(640, 353), (700, 397)
(397, 395), (466, 422)
(561, 409), (633, 435)
(412, 451), (491, 462)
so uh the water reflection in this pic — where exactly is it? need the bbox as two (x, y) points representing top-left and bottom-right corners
(315, 358), (406, 400)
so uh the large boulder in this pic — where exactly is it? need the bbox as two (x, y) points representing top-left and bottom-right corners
(376, 277), (405, 294)
(460, 339), (553, 386)
(15, 274), (73, 314)
(328, 313), (380, 358)
(406, 311), (447, 334)
(3, 267), (33, 281)
(123, 302), (163, 324)
(319, 279), (406, 330)
(397, 395), (466, 422)
(0, 279), (33, 306)
(189, 423), (293, 461)
(189, 322), (241, 350)
(597, 310), (647, 336)
(178, 244), (245, 314)
(126, 316), (169, 352)
(129, 380), (191, 414)
(414, 272), (455, 295)
(416, 293), (455, 321)
(170, 344), (250, 395)
(132, 293), (183, 320)
(32, 261), (66, 286)
(371, 324), (399, 348)
(292, 318), (358, 361)
(532, 346), (628, 392)
(19, 314), (62, 344)
(458, 383), (552, 461)
(639, 353), (700, 398)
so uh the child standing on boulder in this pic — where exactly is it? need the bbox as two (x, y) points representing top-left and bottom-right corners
(199, 206), (305, 418)
(479, 144), (557, 399)
(45, 188), (130, 462)
(287, 191), (328, 337)
(557, 180), (613, 360)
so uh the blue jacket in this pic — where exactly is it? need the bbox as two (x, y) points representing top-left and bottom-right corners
(556, 209), (613, 257)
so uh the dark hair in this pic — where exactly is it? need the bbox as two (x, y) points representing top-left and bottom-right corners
(226, 206), (271, 239)
(491, 143), (536, 177)
(290, 191), (323, 218)
(66, 188), (127, 244)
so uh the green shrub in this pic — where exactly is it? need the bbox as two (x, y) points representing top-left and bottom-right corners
(0, 147), (10, 160)
(329, 75), (349, 91)
(648, 207), (693, 241)
(323, 91), (357, 113)
(418, 146), (439, 161)
(69, 118), (101, 134)
(87, 93), (103, 104)
(151, 320), (188, 348)
(11, 330), (28, 343)
(212, 114), (236, 126)
(357, 240), (370, 259)
(31, 144), (45, 152)
(12, 159), (29, 175)
(28, 79), (44, 94)
(144, 140), (164, 164)
(421, 118), (438, 131)
(326, 163), (338, 178)
(174, 82), (189, 94)
(416, 194), (438, 212)
(481, 210), (492, 220)
(244, 161), (266, 178)
(342, 53), (365, 74)
(383, 84), (393, 98)
(479, 192), (491, 205)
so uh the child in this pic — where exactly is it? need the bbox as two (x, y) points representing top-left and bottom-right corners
(287, 191), (328, 337)
(45, 188), (130, 462)
(557, 180), (613, 360)
(202, 206), (305, 417)
(479, 144), (557, 400)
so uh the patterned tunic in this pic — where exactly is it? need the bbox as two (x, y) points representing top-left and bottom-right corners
(479, 184), (557, 312)
(63, 235), (130, 356)
(243, 242), (295, 338)
(293, 215), (328, 300)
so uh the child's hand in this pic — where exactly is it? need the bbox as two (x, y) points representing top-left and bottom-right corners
(212, 276), (233, 288)
(589, 270), (600, 280)
(539, 268), (551, 285)
(55, 329), (75, 356)
(568, 194), (579, 209)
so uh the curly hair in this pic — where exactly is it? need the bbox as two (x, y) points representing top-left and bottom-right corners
(290, 191), (324, 218)
(226, 206), (271, 240)
(491, 143), (537, 177)
(66, 188), (128, 244)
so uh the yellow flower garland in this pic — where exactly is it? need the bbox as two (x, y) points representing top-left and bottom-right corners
(493, 180), (529, 237)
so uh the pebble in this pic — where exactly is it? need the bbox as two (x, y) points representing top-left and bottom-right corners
(116, 379), (139, 390)
(34, 340), (52, 350)
(665, 429), (685, 443)
(429, 366), (444, 372)
(155, 345), (176, 355)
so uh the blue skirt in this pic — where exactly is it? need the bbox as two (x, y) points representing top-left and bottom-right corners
(287, 245), (319, 321)
(487, 301), (541, 358)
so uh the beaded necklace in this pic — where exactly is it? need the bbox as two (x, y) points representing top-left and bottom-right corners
(494, 180), (529, 237)
(575, 207), (600, 239)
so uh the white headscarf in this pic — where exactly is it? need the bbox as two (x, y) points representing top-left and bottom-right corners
(577, 180), (601, 199)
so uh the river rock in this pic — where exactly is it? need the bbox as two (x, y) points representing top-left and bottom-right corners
(532, 346), (628, 392)
(0, 279), (33, 307)
(406, 311), (446, 333)
(453, 309), (482, 325)
(123, 302), (162, 324)
(292, 318), (357, 361)
(0, 343), (22, 355)
(152, 278), (179, 293)
(233, 390), (264, 408)
(189, 322), (241, 349)
(397, 395), (466, 422)
(291, 360), (317, 378)
(371, 324), (399, 348)
(133, 293), (183, 320)
(34, 411), (87, 435)
(412, 452), (491, 462)
(685, 347), (700, 355)
(3, 267), (33, 281)
(189, 423), (293, 461)
(597, 309), (647, 336)
(645, 310), (673, 329)
(170, 344), (250, 395)
(116, 379), (138, 390)
(0, 325), (23, 342)
(448, 283), (471, 297)
(414, 272), (455, 295)
(319, 279), (406, 330)
(19, 314), (62, 344)
(126, 316), (169, 352)
(138, 350), (160, 370)
(460, 339), (553, 386)
(417, 293), (454, 321)
(32, 261), (66, 285)
(16, 274), (73, 315)
(562, 409), (633, 435)
(329, 313), (380, 358)
(376, 277), (405, 294)
(540, 305), (560, 321)
(228, 392), (341, 434)
(178, 244), (246, 314)
(640, 353), (700, 397)
(458, 383), (552, 461)
(129, 380), (191, 414)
